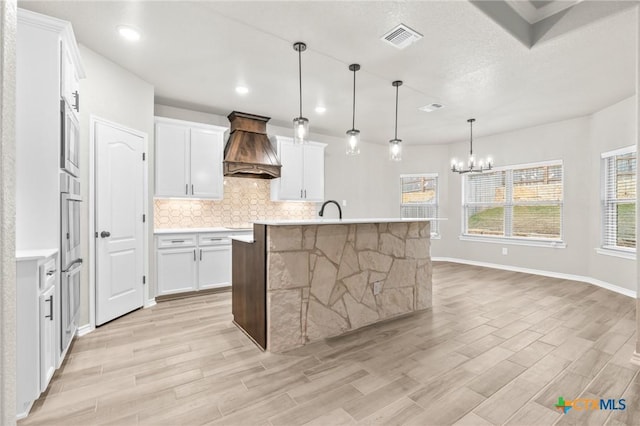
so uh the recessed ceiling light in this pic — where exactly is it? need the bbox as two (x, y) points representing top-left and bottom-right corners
(315, 106), (326, 114)
(235, 86), (249, 95)
(418, 103), (444, 113)
(117, 25), (141, 42)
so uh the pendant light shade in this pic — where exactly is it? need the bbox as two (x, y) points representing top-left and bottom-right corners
(389, 80), (403, 161)
(346, 64), (361, 155)
(451, 118), (493, 174)
(292, 42), (309, 144)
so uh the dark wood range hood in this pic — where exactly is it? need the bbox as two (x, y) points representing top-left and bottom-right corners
(223, 111), (282, 179)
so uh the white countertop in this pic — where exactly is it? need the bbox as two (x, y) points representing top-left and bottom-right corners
(230, 235), (255, 243)
(253, 218), (443, 226)
(155, 227), (253, 235)
(16, 248), (58, 261)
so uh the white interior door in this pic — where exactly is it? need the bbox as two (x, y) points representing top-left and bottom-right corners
(96, 121), (145, 326)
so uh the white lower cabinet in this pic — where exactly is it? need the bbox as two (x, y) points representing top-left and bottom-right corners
(39, 284), (56, 392)
(156, 231), (248, 297)
(198, 246), (231, 290)
(16, 250), (58, 419)
(157, 247), (198, 295)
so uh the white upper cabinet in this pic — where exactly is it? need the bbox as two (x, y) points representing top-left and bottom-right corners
(155, 117), (226, 199)
(270, 136), (326, 202)
(190, 128), (224, 199)
(60, 41), (80, 114)
(155, 121), (189, 197)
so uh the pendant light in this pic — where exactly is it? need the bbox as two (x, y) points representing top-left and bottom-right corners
(346, 64), (361, 155)
(292, 42), (309, 144)
(389, 80), (403, 161)
(451, 118), (493, 174)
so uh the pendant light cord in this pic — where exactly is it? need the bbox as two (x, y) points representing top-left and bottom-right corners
(394, 84), (399, 140)
(352, 68), (356, 130)
(298, 48), (303, 118)
(469, 119), (473, 156)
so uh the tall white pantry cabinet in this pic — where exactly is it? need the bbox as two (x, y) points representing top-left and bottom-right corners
(15, 9), (85, 419)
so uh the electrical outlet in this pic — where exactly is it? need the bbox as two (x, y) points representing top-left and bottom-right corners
(342, 199), (347, 207)
(502, 247), (508, 255)
(373, 281), (383, 295)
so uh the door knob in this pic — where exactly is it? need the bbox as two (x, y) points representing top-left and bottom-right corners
(100, 231), (111, 238)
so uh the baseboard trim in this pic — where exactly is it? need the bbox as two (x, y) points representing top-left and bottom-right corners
(76, 324), (94, 337)
(144, 298), (156, 308)
(432, 257), (636, 298)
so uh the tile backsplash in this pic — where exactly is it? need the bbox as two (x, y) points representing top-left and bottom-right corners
(154, 177), (317, 229)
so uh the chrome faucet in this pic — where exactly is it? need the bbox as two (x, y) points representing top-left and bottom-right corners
(319, 200), (342, 219)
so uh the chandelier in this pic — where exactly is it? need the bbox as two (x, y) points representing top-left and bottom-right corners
(451, 118), (492, 174)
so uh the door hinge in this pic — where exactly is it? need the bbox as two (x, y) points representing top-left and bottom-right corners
(142, 152), (146, 161)
(142, 214), (146, 223)
(143, 275), (146, 285)
(95, 232), (98, 238)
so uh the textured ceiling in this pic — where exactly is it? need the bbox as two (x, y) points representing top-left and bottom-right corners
(18, 1), (636, 146)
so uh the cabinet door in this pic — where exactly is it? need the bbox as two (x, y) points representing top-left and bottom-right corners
(302, 144), (325, 201)
(157, 248), (197, 295)
(60, 43), (80, 113)
(39, 285), (55, 393)
(198, 246), (231, 290)
(190, 128), (223, 199)
(155, 122), (189, 197)
(274, 139), (303, 200)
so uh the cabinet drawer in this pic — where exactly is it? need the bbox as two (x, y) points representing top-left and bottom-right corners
(40, 258), (56, 291)
(198, 233), (230, 246)
(157, 234), (197, 248)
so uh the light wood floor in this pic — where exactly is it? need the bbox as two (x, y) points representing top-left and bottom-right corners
(20, 262), (640, 426)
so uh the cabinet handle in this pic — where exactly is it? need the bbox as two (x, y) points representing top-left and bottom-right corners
(200, 249), (202, 261)
(46, 269), (56, 276)
(170, 240), (185, 243)
(73, 91), (79, 112)
(191, 184), (194, 194)
(45, 296), (54, 320)
(186, 184), (188, 195)
(300, 189), (303, 198)
(193, 249), (196, 261)
(304, 189), (307, 198)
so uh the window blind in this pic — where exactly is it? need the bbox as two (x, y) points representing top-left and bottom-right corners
(400, 174), (438, 235)
(463, 161), (563, 241)
(602, 149), (636, 250)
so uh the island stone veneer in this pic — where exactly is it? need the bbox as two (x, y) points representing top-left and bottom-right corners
(266, 221), (432, 352)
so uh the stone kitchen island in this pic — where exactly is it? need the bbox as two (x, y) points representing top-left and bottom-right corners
(231, 219), (433, 352)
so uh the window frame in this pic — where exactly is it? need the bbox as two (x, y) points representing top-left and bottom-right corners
(460, 159), (565, 248)
(400, 173), (439, 237)
(600, 145), (636, 258)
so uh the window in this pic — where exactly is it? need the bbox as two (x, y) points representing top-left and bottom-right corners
(602, 147), (636, 252)
(400, 174), (438, 236)
(463, 161), (563, 243)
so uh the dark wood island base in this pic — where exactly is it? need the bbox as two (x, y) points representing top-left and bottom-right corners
(231, 224), (267, 349)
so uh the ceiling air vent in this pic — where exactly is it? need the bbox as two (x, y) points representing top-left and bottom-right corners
(381, 24), (423, 49)
(419, 103), (444, 113)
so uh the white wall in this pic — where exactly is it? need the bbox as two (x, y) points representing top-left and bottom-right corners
(78, 45), (154, 326)
(587, 97), (636, 290)
(420, 97), (636, 293)
(0, 1), (17, 422)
